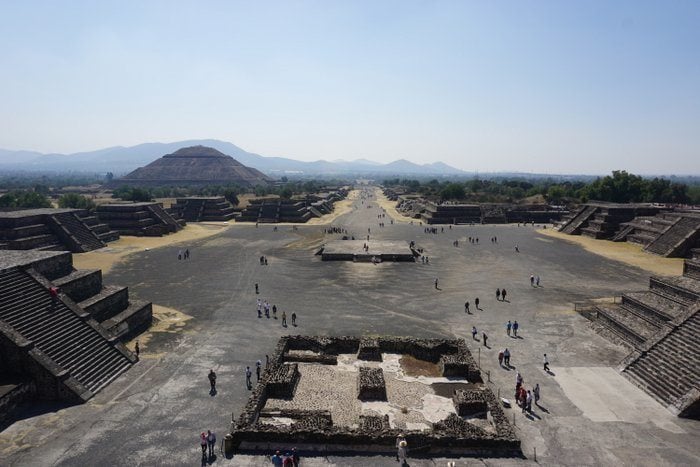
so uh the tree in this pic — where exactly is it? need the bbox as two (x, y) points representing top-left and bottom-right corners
(0, 190), (51, 208)
(440, 183), (466, 201)
(279, 187), (293, 199)
(58, 193), (96, 210)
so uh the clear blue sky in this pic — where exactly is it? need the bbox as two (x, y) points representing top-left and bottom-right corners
(1, 1), (698, 174)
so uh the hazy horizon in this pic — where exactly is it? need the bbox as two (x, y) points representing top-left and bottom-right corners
(1, 1), (699, 174)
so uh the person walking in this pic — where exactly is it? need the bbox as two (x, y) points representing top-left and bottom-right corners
(543, 354), (550, 372)
(506, 320), (512, 336)
(530, 275), (534, 286)
(397, 439), (408, 465)
(271, 450), (283, 466)
(434, 277), (439, 289)
(134, 341), (140, 357)
(464, 301), (470, 314)
(502, 288), (507, 301)
(255, 283), (259, 294)
(536, 275), (541, 287)
(526, 390), (533, 413)
(498, 349), (504, 367)
(291, 447), (300, 467)
(208, 369), (216, 391)
(475, 297), (480, 309)
(513, 320), (519, 337)
(291, 312), (297, 326)
(471, 326), (478, 340)
(207, 430), (216, 457)
(482, 331), (488, 347)
(273, 304), (277, 319)
(496, 288), (501, 301)
(503, 348), (511, 367)
(395, 434), (406, 462)
(256, 360), (262, 381)
(533, 383), (541, 405)
(200, 432), (207, 456)
(245, 366), (252, 389)
(282, 311), (287, 327)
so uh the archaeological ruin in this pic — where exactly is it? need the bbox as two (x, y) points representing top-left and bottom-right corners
(0, 250), (151, 427)
(229, 335), (520, 457)
(95, 202), (184, 236)
(115, 145), (272, 187)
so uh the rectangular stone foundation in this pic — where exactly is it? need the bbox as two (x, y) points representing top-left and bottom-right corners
(357, 367), (387, 401)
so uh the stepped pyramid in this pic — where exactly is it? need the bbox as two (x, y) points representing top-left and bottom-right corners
(116, 145), (272, 187)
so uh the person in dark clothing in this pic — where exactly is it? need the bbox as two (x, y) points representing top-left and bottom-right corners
(208, 369), (217, 390)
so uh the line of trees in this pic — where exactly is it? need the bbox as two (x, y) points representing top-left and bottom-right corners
(384, 171), (699, 205)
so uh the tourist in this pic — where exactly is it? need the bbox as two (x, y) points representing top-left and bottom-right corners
(282, 311), (287, 327)
(256, 360), (262, 381)
(502, 288), (507, 301)
(185, 248), (190, 259)
(207, 430), (216, 457)
(496, 288), (501, 301)
(434, 277), (439, 289)
(536, 275), (541, 287)
(543, 354), (550, 372)
(395, 434), (406, 462)
(49, 285), (59, 307)
(255, 283), (259, 294)
(503, 348), (511, 366)
(506, 320), (512, 336)
(178, 250), (182, 260)
(464, 301), (470, 314)
(291, 312), (297, 326)
(271, 450), (283, 466)
(475, 297), (480, 309)
(513, 320), (519, 336)
(471, 326), (478, 340)
(530, 275), (534, 286)
(134, 341), (140, 357)
(291, 447), (300, 466)
(245, 366), (252, 389)
(515, 245), (519, 252)
(273, 304), (277, 319)
(526, 390), (533, 413)
(482, 331), (488, 347)
(498, 349), (504, 366)
(208, 369), (216, 391)
(533, 383), (541, 405)
(398, 439), (408, 465)
(516, 372), (523, 386)
(200, 432), (207, 456)
(283, 452), (293, 466)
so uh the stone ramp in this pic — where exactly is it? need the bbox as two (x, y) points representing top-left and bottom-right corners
(0, 267), (133, 398)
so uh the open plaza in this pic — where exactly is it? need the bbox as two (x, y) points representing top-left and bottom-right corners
(1, 187), (698, 466)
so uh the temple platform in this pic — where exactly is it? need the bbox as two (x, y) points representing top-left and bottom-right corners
(319, 240), (415, 262)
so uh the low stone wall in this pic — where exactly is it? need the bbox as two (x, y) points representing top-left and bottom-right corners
(267, 363), (300, 399)
(357, 337), (382, 361)
(452, 389), (488, 416)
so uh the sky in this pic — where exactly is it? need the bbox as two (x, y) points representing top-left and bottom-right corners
(0, 1), (698, 174)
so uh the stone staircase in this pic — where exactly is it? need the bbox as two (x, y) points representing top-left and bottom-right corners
(77, 214), (120, 243)
(0, 268), (132, 396)
(611, 224), (635, 242)
(645, 215), (700, 257)
(623, 308), (700, 418)
(559, 205), (597, 234)
(50, 212), (106, 252)
(146, 203), (182, 233)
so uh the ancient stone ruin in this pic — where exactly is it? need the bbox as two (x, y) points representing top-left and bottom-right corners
(115, 145), (272, 187)
(578, 257), (700, 418)
(0, 250), (151, 426)
(0, 208), (118, 252)
(96, 202), (183, 236)
(229, 335), (520, 457)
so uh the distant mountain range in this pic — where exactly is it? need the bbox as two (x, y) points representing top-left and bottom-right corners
(0, 139), (465, 176)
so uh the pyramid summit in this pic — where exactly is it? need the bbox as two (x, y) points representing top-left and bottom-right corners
(116, 145), (273, 186)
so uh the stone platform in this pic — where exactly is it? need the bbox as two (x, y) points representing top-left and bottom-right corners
(320, 240), (415, 262)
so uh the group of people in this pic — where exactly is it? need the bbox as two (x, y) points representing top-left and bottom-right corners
(530, 274), (542, 287)
(177, 248), (190, 260)
(199, 430), (217, 459)
(505, 320), (520, 337)
(256, 298), (296, 327)
(270, 449), (300, 466)
(259, 255), (269, 265)
(464, 297), (479, 313)
(496, 288), (508, 301)
(515, 372), (541, 414)
(324, 226), (346, 234)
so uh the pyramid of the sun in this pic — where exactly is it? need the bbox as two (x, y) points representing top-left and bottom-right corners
(116, 145), (273, 186)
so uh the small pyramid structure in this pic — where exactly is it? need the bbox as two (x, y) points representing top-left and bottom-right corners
(116, 145), (273, 186)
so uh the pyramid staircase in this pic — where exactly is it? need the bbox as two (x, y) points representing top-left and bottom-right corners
(645, 215), (700, 257)
(48, 212), (106, 252)
(558, 205), (598, 234)
(580, 259), (700, 418)
(0, 267), (134, 400)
